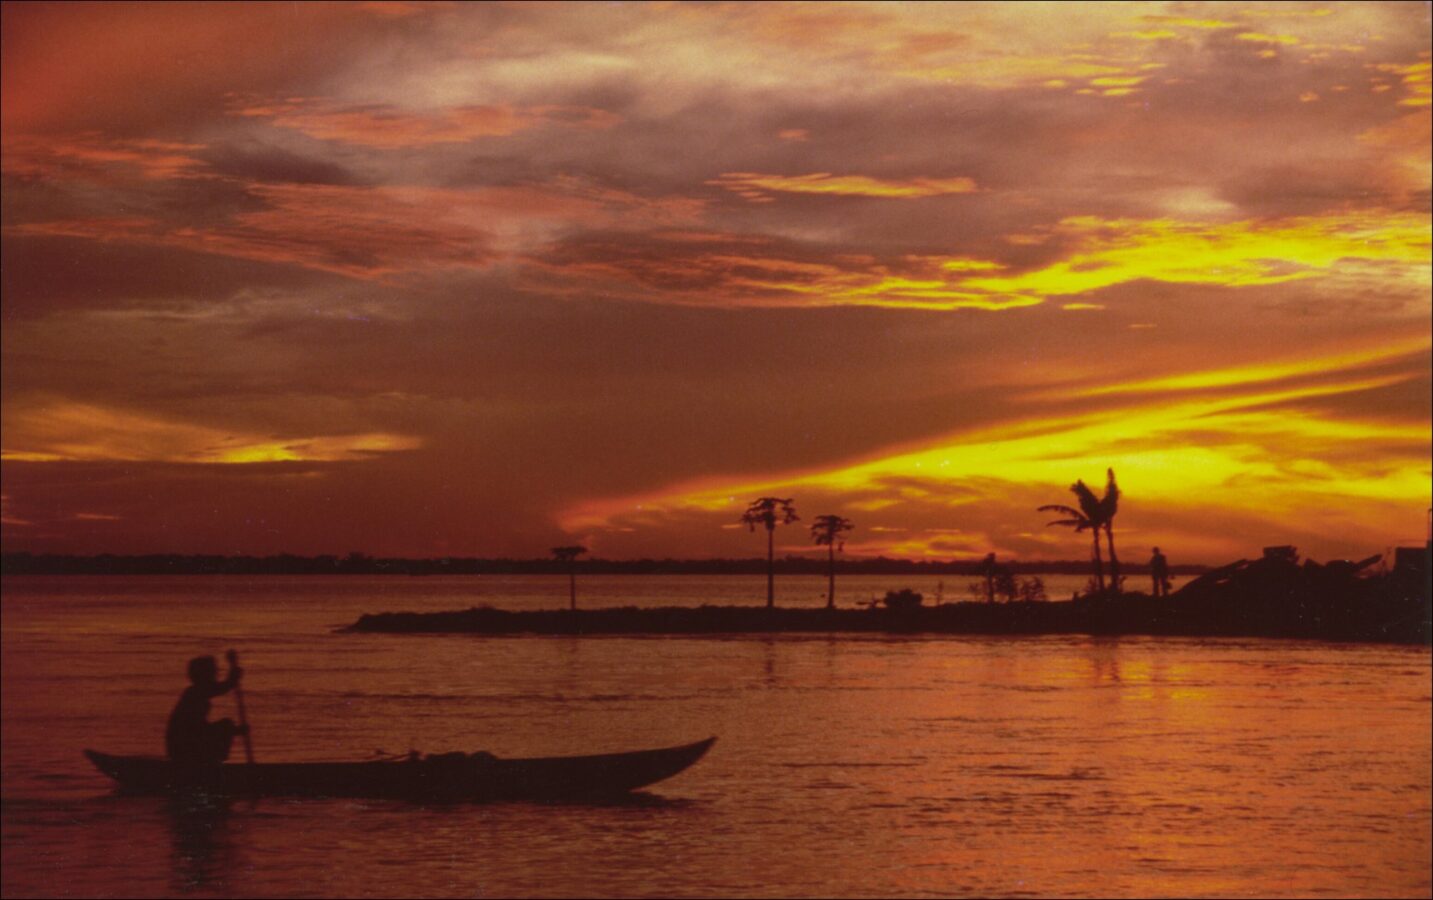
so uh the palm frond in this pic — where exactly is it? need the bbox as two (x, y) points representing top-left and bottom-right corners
(812, 517), (852, 545)
(1099, 468), (1120, 520)
(1070, 480), (1103, 523)
(743, 496), (800, 529)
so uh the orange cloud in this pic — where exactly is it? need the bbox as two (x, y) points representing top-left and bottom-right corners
(531, 239), (1037, 311)
(710, 172), (978, 200)
(356, 1), (449, 19)
(8, 179), (703, 281)
(1, 134), (208, 181)
(233, 98), (620, 148)
(6, 189), (495, 280)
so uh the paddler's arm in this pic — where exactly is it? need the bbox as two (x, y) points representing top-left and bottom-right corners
(210, 660), (244, 697)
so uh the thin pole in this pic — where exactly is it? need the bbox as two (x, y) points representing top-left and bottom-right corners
(766, 526), (775, 608)
(226, 649), (255, 764)
(827, 543), (835, 609)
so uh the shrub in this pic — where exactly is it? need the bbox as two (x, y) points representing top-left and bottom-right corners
(1018, 576), (1047, 602)
(882, 588), (924, 611)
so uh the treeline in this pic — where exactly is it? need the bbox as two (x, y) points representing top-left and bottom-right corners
(0, 552), (1210, 577)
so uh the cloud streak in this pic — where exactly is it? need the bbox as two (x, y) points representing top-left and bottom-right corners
(233, 98), (620, 148)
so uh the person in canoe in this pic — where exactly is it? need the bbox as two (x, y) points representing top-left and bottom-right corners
(166, 654), (248, 765)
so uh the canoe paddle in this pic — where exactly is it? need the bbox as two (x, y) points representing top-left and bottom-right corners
(226, 648), (255, 764)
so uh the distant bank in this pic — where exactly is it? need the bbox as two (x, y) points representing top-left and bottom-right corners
(0, 552), (1208, 578)
(349, 595), (1429, 646)
(350, 549), (1432, 646)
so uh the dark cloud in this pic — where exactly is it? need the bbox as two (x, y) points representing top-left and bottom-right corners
(0, 234), (339, 320)
(199, 141), (367, 187)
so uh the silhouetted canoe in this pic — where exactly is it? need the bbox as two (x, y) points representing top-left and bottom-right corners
(84, 737), (715, 801)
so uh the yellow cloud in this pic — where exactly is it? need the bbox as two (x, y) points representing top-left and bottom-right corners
(1372, 59), (1432, 107)
(1113, 30), (1179, 41)
(1, 402), (421, 464)
(1236, 32), (1301, 46)
(1140, 16), (1240, 30)
(710, 172), (978, 200)
(549, 210), (1429, 313)
(938, 258), (1007, 272)
(957, 212), (1432, 300)
(1072, 337), (1432, 397)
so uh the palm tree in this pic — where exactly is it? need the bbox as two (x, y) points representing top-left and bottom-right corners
(741, 497), (799, 608)
(551, 545), (587, 611)
(1038, 503), (1105, 594)
(810, 515), (854, 608)
(1073, 468), (1122, 594)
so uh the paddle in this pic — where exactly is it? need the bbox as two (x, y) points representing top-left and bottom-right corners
(226, 649), (255, 764)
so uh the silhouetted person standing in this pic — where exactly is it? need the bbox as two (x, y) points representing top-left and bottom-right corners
(166, 655), (246, 765)
(1150, 547), (1171, 598)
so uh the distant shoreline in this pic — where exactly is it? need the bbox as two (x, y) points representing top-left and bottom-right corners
(0, 553), (1209, 578)
(347, 551), (1433, 645)
(347, 592), (1432, 646)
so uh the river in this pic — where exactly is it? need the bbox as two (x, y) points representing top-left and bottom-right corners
(3, 575), (1429, 898)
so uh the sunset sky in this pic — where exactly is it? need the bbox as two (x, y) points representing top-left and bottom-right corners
(2, 1), (1429, 563)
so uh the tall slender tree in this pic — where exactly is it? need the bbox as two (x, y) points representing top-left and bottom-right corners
(1099, 468), (1121, 594)
(1073, 468), (1122, 594)
(810, 515), (854, 609)
(1037, 503), (1105, 594)
(741, 497), (799, 608)
(551, 545), (587, 611)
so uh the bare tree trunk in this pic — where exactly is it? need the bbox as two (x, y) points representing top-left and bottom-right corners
(1091, 533), (1106, 594)
(827, 543), (836, 609)
(1104, 524), (1121, 595)
(766, 526), (775, 608)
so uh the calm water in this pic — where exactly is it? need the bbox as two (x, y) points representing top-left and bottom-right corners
(3, 575), (1429, 899)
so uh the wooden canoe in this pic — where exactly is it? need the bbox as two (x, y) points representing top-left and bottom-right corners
(84, 737), (715, 801)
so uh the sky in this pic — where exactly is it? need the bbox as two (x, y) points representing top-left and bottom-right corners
(1, 1), (1429, 564)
